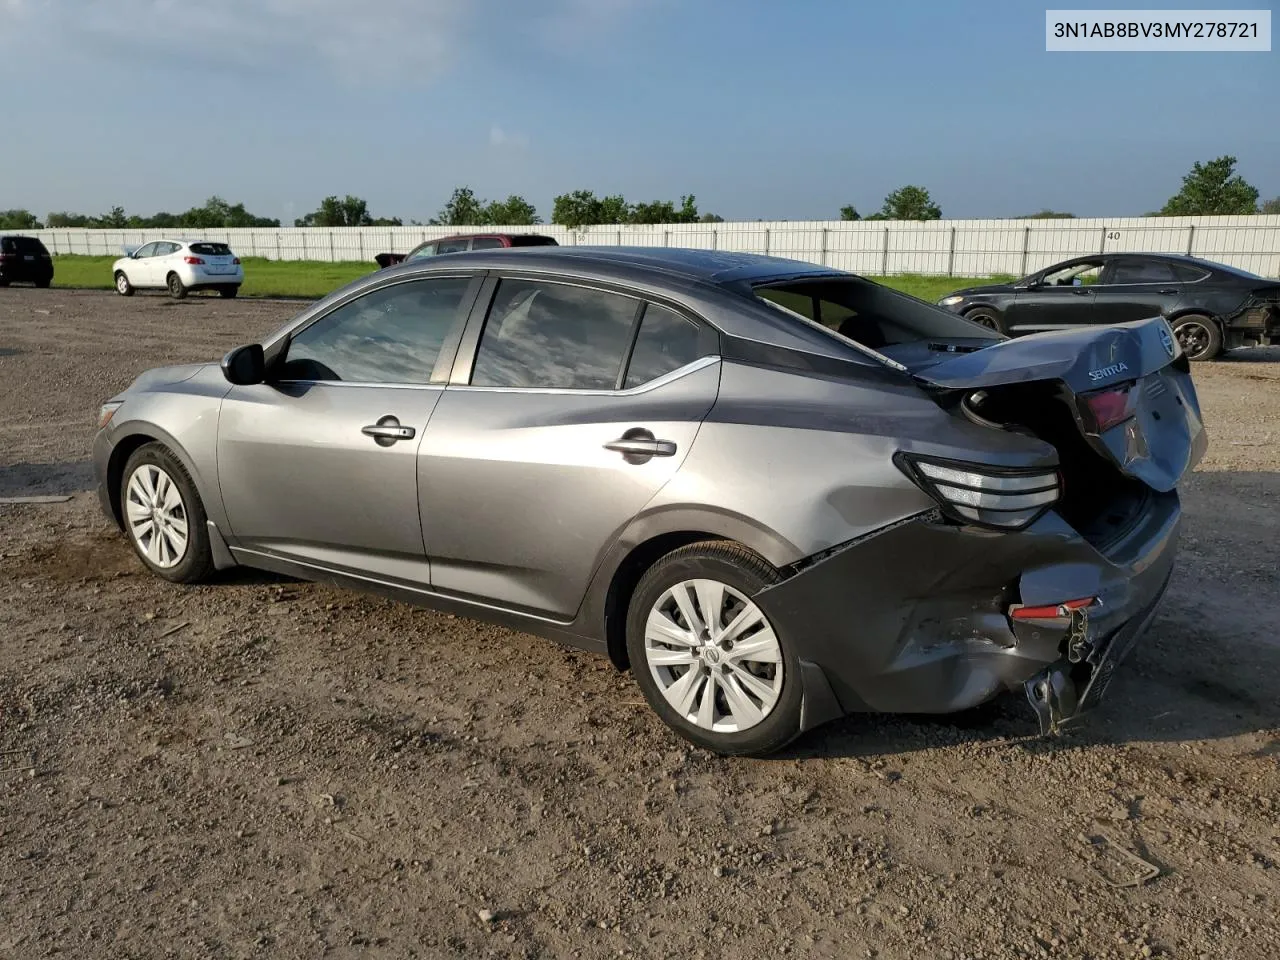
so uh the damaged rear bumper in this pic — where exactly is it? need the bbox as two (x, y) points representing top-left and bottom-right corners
(754, 492), (1182, 734)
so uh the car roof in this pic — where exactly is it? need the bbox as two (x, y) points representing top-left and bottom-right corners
(411, 245), (843, 285)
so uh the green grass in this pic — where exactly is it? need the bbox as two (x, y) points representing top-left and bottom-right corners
(50, 255), (998, 303)
(52, 255), (377, 299)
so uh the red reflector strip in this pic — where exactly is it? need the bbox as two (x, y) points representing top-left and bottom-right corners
(1010, 597), (1096, 620)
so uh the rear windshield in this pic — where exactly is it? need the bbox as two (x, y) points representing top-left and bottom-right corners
(509, 235), (558, 247)
(754, 277), (1002, 350)
(2, 236), (48, 255)
(189, 242), (232, 256)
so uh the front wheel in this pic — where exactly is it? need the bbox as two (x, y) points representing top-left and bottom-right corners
(626, 541), (802, 756)
(119, 442), (214, 583)
(36, 278), (51, 289)
(167, 273), (188, 300)
(964, 307), (1002, 332)
(114, 271), (135, 296)
(1173, 314), (1222, 361)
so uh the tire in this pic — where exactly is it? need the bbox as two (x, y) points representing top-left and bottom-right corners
(964, 307), (1002, 332)
(626, 541), (802, 757)
(0, 278), (9, 288)
(166, 272), (188, 300)
(119, 442), (214, 584)
(114, 271), (135, 297)
(1172, 314), (1222, 361)
(36, 278), (51, 289)
(219, 286), (239, 299)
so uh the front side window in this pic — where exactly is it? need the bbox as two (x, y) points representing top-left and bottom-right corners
(279, 277), (473, 384)
(471, 279), (639, 389)
(436, 238), (470, 255)
(1042, 260), (1103, 286)
(133, 242), (158, 259)
(407, 243), (438, 261)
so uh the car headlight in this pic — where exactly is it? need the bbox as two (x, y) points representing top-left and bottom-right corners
(938, 295), (965, 307)
(895, 454), (1060, 530)
(97, 401), (123, 429)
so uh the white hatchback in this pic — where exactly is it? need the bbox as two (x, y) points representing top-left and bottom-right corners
(112, 240), (244, 299)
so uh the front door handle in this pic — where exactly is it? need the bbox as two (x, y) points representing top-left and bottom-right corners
(605, 428), (677, 464)
(362, 415), (415, 447)
(1157, 288), (1178, 295)
(1071, 288), (1091, 296)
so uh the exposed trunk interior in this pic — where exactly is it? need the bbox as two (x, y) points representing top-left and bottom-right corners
(956, 381), (1151, 549)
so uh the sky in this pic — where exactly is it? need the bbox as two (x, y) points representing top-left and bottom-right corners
(0, 0), (1275, 223)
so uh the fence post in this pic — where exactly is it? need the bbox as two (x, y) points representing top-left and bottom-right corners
(662, 229), (669, 247)
(820, 227), (828, 267)
(275, 233), (281, 260)
(328, 232), (335, 262)
(880, 225), (890, 275)
(763, 228), (771, 255)
(1099, 226), (1108, 254)
(359, 231), (365, 261)
(711, 227), (717, 251)
(302, 233), (308, 260)
(1020, 226), (1031, 277)
(1185, 224), (1195, 256)
(947, 226), (956, 276)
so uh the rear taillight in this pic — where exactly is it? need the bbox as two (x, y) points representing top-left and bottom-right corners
(0, 254), (12, 262)
(184, 256), (205, 265)
(1010, 597), (1096, 620)
(1081, 383), (1134, 433)
(232, 257), (240, 265)
(896, 454), (1060, 530)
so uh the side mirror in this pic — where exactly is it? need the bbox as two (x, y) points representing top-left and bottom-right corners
(220, 343), (266, 385)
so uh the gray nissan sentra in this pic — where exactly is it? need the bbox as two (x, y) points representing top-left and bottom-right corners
(92, 247), (1208, 756)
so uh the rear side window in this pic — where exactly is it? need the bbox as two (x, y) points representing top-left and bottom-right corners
(436, 238), (470, 254)
(190, 242), (232, 256)
(471, 280), (639, 389)
(623, 305), (708, 388)
(280, 277), (473, 384)
(1110, 259), (1177, 283)
(1174, 264), (1210, 282)
(509, 235), (558, 247)
(470, 237), (504, 250)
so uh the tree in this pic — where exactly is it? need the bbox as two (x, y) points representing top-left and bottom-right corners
(46, 212), (91, 228)
(295, 195), (384, 227)
(93, 206), (130, 229)
(551, 190), (628, 229)
(877, 185), (941, 221)
(1260, 197), (1280, 215)
(0, 209), (42, 229)
(699, 212), (724, 223)
(1160, 156), (1259, 216)
(431, 187), (485, 227)
(839, 204), (860, 221)
(481, 195), (540, 225)
(1016, 209), (1075, 219)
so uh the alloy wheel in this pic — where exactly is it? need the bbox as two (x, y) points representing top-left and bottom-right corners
(643, 578), (783, 733)
(125, 463), (189, 569)
(1176, 320), (1211, 359)
(116, 273), (129, 294)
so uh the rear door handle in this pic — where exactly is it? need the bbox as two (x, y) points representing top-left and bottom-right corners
(1157, 288), (1178, 295)
(605, 428), (677, 464)
(362, 415), (415, 447)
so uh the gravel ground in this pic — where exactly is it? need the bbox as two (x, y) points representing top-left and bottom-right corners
(1, 288), (1278, 960)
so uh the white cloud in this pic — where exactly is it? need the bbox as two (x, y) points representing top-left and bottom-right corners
(489, 124), (529, 149)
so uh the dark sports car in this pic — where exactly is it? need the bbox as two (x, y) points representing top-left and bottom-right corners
(937, 253), (1280, 361)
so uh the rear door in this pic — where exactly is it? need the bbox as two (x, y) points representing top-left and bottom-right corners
(1006, 259), (1103, 332)
(417, 275), (720, 618)
(191, 241), (238, 276)
(148, 242), (182, 285)
(1091, 258), (1184, 324)
(217, 274), (481, 585)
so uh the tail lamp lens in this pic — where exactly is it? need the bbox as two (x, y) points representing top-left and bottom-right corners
(898, 455), (1060, 530)
(184, 256), (205, 265)
(1082, 384), (1134, 433)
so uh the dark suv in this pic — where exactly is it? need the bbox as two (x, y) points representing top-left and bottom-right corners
(0, 235), (54, 288)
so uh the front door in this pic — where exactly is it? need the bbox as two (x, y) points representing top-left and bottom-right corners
(419, 278), (720, 618)
(216, 274), (480, 585)
(1006, 258), (1104, 332)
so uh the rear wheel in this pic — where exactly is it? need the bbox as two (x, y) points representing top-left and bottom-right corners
(219, 286), (239, 299)
(36, 278), (51, 289)
(1173, 314), (1222, 361)
(626, 541), (802, 756)
(114, 272), (135, 296)
(0, 278), (9, 288)
(119, 442), (214, 584)
(167, 272), (188, 300)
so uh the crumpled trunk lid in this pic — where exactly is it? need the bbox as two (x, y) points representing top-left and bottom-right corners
(910, 317), (1209, 492)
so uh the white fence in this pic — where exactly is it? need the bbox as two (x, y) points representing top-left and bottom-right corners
(29, 214), (1280, 278)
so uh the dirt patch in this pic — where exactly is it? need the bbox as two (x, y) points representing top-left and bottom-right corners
(1, 288), (1278, 959)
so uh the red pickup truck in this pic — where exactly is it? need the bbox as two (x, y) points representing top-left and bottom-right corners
(374, 232), (558, 269)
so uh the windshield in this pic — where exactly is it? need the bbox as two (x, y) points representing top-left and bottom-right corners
(754, 276), (1002, 351)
